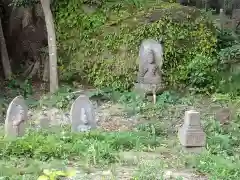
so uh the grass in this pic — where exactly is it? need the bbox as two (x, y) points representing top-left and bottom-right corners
(1, 90), (240, 179)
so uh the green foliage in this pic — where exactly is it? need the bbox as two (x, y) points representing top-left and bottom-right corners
(38, 86), (77, 109)
(193, 96), (240, 179)
(7, 78), (33, 98)
(2, 92), (240, 179)
(38, 169), (76, 180)
(218, 44), (240, 64)
(216, 29), (239, 51)
(54, 1), (217, 90)
(186, 54), (219, 92)
(11, 0), (39, 7)
(0, 129), (159, 164)
(216, 43), (240, 95)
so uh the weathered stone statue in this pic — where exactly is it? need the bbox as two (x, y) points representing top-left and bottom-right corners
(70, 94), (96, 132)
(135, 39), (165, 103)
(5, 96), (28, 137)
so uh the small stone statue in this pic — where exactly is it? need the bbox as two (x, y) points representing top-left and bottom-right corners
(70, 95), (96, 132)
(138, 49), (161, 84)
(135, 39), (165, 103)
(76, 108), (91, 132)
(5, 96), (28, 137)
(80, 108), (88, 125)
(12, 105), (25, 135)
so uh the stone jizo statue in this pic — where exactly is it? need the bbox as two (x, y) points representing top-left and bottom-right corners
(135, 39), (165, 103)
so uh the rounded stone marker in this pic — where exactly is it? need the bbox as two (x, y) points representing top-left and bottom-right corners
(70, 94), (96, 132)
(5, 96), (28, 137)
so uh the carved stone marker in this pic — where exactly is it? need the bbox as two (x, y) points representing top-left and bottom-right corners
(178, 110), (206, 147)
(70, 95), (96, 132)
(5, 96), (28, 137)
(134, 39), (165, 102)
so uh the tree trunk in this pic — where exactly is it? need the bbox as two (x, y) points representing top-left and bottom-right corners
(0, 17), (12, 79)
(40, 0), (58, 93)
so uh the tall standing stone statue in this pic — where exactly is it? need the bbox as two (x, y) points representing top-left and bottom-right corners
(135, 39), (165, 103)
(5, 96), (28, 137)
(70, 94), (96, 132)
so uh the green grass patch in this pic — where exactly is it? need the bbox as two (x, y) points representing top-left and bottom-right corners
(0, 128), (160, 164)
(1, 90), (240, 179)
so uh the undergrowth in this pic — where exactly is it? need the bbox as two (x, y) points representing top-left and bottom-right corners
(54, 0), (217, 90)
(0, 128), (159, 164)
(1, 89), (240, 179)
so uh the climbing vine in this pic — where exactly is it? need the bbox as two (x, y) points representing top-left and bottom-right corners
(54, 1), (217, 90)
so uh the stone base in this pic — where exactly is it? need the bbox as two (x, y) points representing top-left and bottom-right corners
(182, 146), (205, 154)
(134, 83), (165, 97)
(178, 126), (206, 147)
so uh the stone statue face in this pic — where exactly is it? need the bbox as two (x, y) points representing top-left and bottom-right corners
(80, 108), (88, 125)
(147, 52), (155, 64)
(12, 105), (24, 126)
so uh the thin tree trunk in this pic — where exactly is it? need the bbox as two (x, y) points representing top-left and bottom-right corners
(0, 17), (12, 79)
(40, 0), (58, 93)
(43, 55), (49, 82)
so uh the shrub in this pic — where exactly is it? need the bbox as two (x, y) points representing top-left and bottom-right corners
(0, 129), (159, 163)
(216, 29), (240, 51)
(54, 1), (217, 90)
(186, 54), (219, 92)
(216, 43), (240, 95)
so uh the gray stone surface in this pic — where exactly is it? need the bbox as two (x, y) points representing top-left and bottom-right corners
(183, 110), (200, 126)
(135, 39), (165, 96)
(178, 110), (206, 147)
(39, 111), (50, 129)
(4, 96), (28, 137)
(70, 95), (96, 132)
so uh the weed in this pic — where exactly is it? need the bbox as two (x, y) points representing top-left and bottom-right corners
(0, 128), (160, 163)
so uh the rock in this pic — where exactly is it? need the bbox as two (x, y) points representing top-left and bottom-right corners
(48, 108), (70, 126)
(39, 112), (50, 129)
(29, 107), (70, 129)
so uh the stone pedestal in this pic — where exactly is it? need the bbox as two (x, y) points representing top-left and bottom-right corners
(178, 110), (206, 147)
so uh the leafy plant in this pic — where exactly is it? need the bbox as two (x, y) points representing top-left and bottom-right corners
(37, 169), (76, 180)
(218, 44), (240, 64)
(38, 86), (76, 109)
(54, 1), (217, 90)
(216, 43), (240, 95)
(186, 54), (219, 92)
(216, 29), (239, 51)
(0, 129), (160, 164)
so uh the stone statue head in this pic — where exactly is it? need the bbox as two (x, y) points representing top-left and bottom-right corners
(80, 108), (88, 125)
(147, 50), (155, 64)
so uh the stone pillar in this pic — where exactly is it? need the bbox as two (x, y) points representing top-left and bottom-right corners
(178, 110), (206, 147)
